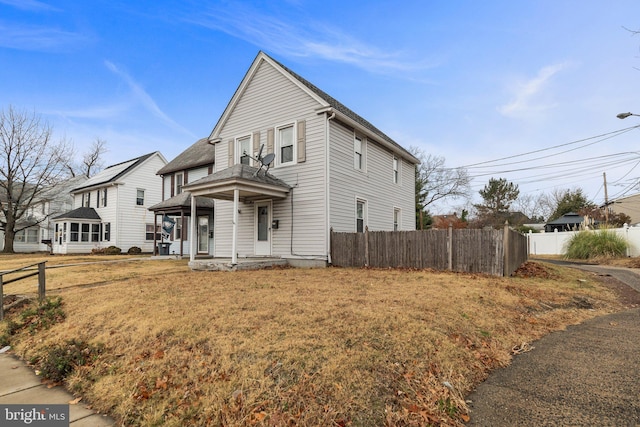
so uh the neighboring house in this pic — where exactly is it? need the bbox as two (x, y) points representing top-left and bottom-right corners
(431, 213), (467, 229)
(52, 152), (167, 254)
(544, 212), (597, 232)
(607, 193), (640, 224)
(179, 51), (419, 268)
(149, 138), (216, 257)
(0, 175), (88, 252)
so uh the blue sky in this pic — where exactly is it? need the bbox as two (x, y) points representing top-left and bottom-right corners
(3, 0), (640, 214)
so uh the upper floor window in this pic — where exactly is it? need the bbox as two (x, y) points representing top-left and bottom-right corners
(136, 189), (145, 206)
(235, 135), (252, 165)
(277, 124), (295, 165)
(102, 188), (108, 207)
(175, 173), (184, 195)
(393, 156), (399, 184)
(354, 135), (365, 170)
(82, 192), (91, 208)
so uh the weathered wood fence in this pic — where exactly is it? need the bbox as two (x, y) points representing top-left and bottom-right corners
(0, 262), (46, 320)
(330, 224), (528, 277)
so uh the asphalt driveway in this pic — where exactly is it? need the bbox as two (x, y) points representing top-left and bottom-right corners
(466, 263), (640, 426)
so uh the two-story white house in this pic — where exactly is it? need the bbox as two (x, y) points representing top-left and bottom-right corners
(0, 175), (87, 253)
(178, 51), (419, 268)
(52, 152), (167, 254)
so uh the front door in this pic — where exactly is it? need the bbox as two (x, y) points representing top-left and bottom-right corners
(255, 201), (271, 256)
(197, 216), (209, 254)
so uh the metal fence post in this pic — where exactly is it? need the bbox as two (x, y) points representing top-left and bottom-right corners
(38, 262), (46, 302)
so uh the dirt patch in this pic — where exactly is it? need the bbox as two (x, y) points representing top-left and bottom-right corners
(592, 274), (640, 308)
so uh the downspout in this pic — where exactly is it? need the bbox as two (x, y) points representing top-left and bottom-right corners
(325, 111), (335, 264)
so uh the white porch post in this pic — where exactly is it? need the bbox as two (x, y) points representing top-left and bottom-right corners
(231, 188), (239, 265)
(189, 195), (197, 262)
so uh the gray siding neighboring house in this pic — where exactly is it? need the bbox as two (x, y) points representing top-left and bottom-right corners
(149, 138), (216, 257)
(52, 152), (167, 254)
(179, 51), (418, 267)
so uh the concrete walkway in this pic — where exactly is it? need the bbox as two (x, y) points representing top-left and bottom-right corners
(0, 349), (115, 426)
(466, 263), (640, 426)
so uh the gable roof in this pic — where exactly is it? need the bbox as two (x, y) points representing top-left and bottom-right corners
(209, 51), (419, 164)
(71, 152), (165, 192)
(156, 137), (214, 176)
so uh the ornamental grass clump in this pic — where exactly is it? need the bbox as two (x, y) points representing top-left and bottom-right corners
(564, 229), (629, 259)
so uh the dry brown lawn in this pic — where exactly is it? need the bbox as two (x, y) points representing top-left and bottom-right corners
(0, 255), (628, 426)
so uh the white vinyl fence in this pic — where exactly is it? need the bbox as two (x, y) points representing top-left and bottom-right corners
(527, 226), (640, 257)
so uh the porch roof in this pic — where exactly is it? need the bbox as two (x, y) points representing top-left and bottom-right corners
(148, 191), (215, 214)
(182, 164), (291, 202)
(53, 207), (101, 221)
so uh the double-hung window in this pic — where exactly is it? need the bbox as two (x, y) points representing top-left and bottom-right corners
(102, 188), (108, 207)
(354, 135), (364, 170)
(103, 223), (111, 241)
(81, 224), (90, 242)
(356, 199), (367, 233)
(91, 224), (100, 242)
(236, 135), (252, 165)
(175, 173), (184, 195)
(136, 189), (145, 206)
(393, 156), (399, 184)
(277, 124), (295, 165)
(145, 224), (161, 241)
(70, 223), (79, 242)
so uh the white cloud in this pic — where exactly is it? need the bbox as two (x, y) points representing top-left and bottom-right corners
(498, 62), (570, 117)
(186, 3), (436, 74)
(104, 60), (195, 137)
(0, 22), (88, 51)
(0, 0), (58, 12)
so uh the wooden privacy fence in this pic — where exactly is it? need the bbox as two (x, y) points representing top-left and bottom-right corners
(0, 262), (46, 321)
(330, 223), (528, 277)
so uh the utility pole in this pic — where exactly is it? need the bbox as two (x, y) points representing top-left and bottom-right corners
(603, 172), (609, 223)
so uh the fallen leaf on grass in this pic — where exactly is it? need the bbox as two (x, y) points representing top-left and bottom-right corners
(460, 413), (470, 422)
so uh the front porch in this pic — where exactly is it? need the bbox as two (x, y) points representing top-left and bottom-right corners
(188, 257), (288, 271)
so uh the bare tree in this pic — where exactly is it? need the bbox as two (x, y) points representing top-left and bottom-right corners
(513, 192), (553, 222)
(0, 106), (71, 252)
(411, 146), (471, 228)
(63, 137), (107, 178)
